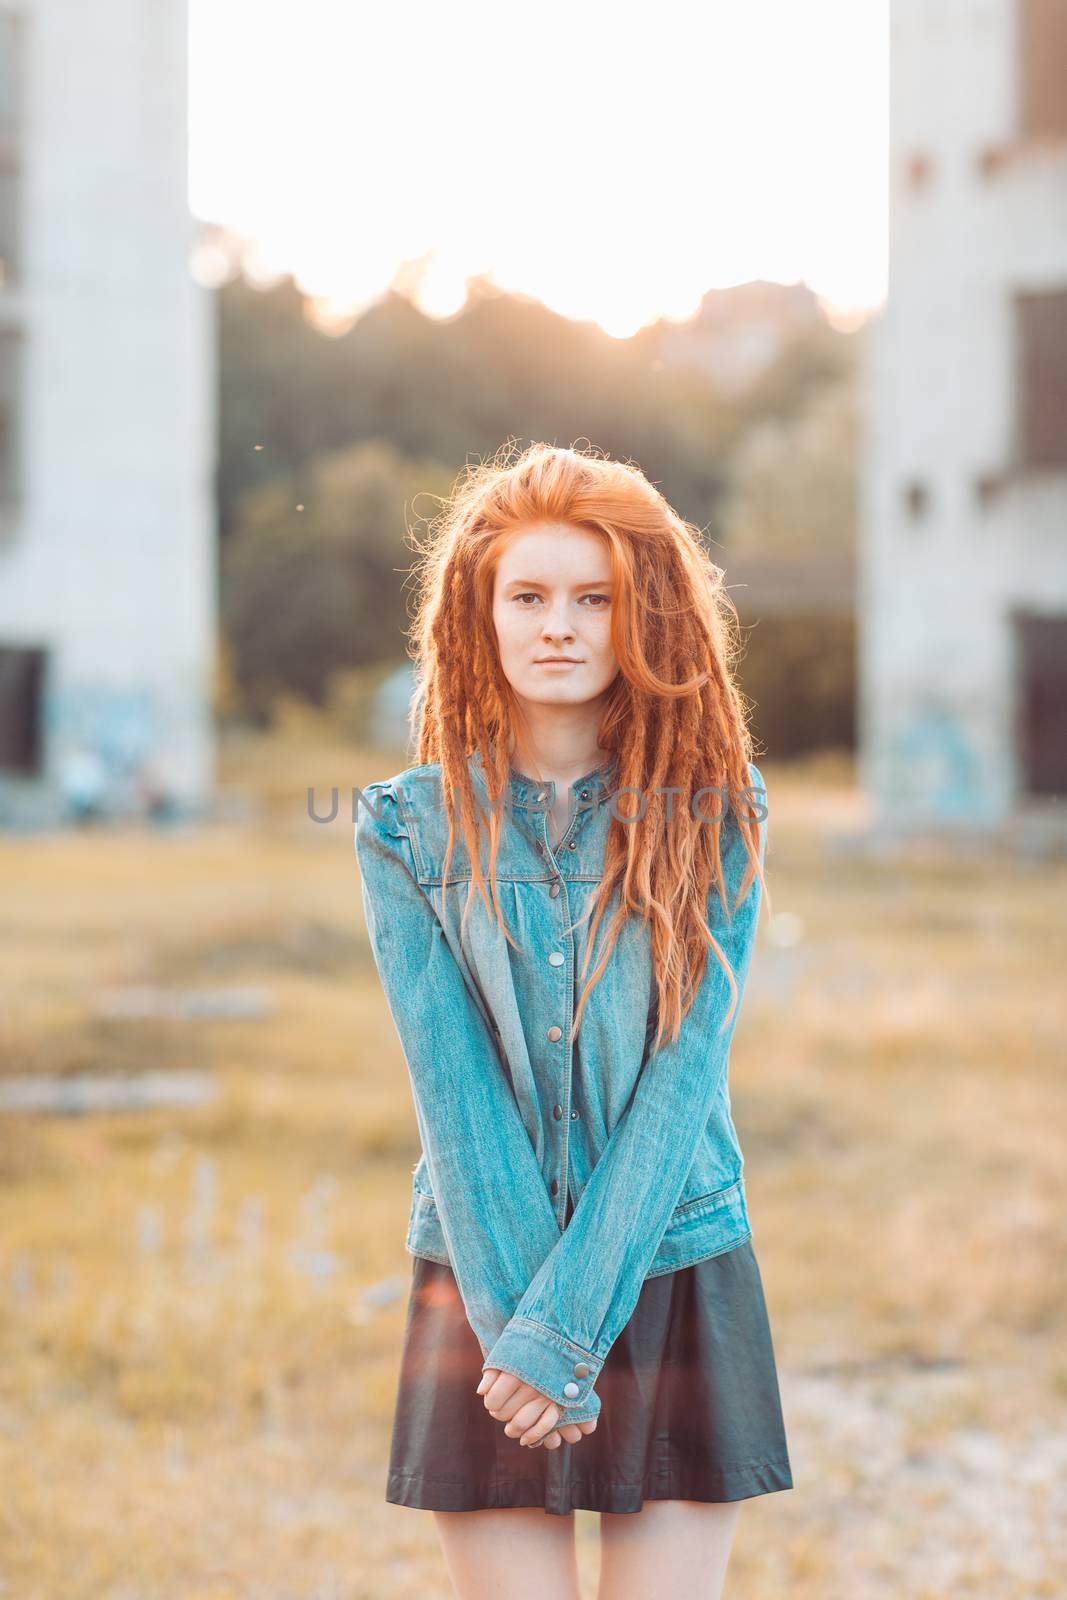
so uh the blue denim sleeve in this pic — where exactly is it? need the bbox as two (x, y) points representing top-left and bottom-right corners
(482, 768), (768, 1405)
(354, 781), (602, 1424)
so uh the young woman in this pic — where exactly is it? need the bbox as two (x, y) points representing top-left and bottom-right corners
(355, 441), (792, 1599)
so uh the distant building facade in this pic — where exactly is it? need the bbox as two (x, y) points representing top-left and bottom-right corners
(861, 0), (1067, 838)
(0, 0), (215, 826)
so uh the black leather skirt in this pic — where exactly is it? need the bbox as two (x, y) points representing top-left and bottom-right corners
(385, 1195), (794, 1516)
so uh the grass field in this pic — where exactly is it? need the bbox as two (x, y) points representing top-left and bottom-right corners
(2, 724), (1065, 1598)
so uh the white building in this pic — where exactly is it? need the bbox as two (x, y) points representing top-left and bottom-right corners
(0, 0), (215, 826)
(860, 0), (1067, 840)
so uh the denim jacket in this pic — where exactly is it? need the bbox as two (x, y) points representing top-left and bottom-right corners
(354, 752), (767, 1427)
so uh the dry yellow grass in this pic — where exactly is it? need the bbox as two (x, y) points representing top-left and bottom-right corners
(1, 726), (1065, 1598)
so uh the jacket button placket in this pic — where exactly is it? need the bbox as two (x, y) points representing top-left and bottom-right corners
(540, 793), (579, 1232)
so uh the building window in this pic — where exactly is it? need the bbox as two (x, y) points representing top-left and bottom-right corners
(0, 11), (22, 288)
(0, 328), (19, 507)
(1014, 612), (1067, 798)
(1015, 289), (1067, 470)
(0, 644), (45, 774)
(0, 14), (21, 139)
(974, 472), (1002, 509)
(1021, 0), (1067, 139)
(0, 155), (16, 289)
(903, 479), (930, 520)
(904, 152), (934, 191)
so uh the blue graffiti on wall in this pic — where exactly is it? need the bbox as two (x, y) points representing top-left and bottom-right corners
(890, 698), (988, 824)
(44, 683), (166, 820)
(46, 683), (160, 769)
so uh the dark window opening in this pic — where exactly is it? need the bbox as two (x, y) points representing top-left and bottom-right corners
(0, 11), (22, 288)
(1015, 289), (1067, 470)
(974, 472), (1003, 507)
(0, 14), (23, 141)
(904, 479), (930, 520)
(0, 158), (17, 288)
(0, 644), (46, 774)
(1021, 0), (1067, 138)
(0, 328), (20, 506)
(1014, 612), (1067, 798)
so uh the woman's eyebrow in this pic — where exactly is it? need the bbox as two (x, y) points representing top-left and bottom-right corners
(502, 579), (613, 590)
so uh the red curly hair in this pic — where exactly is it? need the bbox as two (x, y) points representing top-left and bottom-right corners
(403, 438), (769, 1056)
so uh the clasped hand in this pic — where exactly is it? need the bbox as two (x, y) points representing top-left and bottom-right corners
(476, 1367), (598, 1450)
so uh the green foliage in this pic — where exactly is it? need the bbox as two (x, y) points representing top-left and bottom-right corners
(721, 376), (858, 559)
(220, 439), (450, 723)
(217, 272), (860, 747)
(217, 274), (845, 545)
(739, 613), (856, 757)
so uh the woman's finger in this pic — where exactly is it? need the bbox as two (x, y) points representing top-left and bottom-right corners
(518, 1402), (562, 1447)
(481, 1372), (527, 1417)
(503, 1397), (553, 1439)
(485, 1380), (539, 1423)
(527, 1419), (590, 1449)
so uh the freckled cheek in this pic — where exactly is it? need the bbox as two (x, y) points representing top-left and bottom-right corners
(494, 625), (536, 681)
(492, 614), (522, 660)
(587, 625), (618, 675)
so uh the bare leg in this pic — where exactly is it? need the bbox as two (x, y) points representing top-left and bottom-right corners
(433, 1508), (583, 1600)
(597, 1500), (742, 1600)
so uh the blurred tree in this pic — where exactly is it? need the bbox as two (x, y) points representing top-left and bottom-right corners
(217, 271), (853, 543)
(718, 367), (858, 759)
(220, 439), (451, 724)
(216, 265), (861, 751)
(740, 614), (856, 758)
(719, 374), (857, 558)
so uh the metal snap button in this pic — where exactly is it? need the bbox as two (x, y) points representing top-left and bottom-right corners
(570, 1108), (579, 1119)
(547, 1026), (562, 1041)
(553, 1103), (563, 1119)
(550, 882), (561, 897)
(548, 951), (564, 967)
(568, 841), (577, 850)
(550, 1178), (559, 1196)
(563, 1381), (580, 1400)
(573, 1362), (590, 1379)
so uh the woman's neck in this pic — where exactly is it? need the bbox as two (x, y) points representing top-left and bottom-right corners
(506, 720), (608, 792)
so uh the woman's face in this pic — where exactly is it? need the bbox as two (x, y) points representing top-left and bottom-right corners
(491, 523), (619, 711)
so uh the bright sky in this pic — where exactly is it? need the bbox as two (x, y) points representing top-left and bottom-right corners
(188, 0), (888, 339)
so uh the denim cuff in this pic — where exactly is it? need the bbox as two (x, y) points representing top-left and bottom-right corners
(483, 1316), (603, 1417)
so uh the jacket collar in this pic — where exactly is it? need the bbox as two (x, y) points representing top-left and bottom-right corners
(470, 749), (618, 812)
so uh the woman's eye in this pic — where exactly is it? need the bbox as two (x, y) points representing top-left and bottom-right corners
(512, 594), (610, 607)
